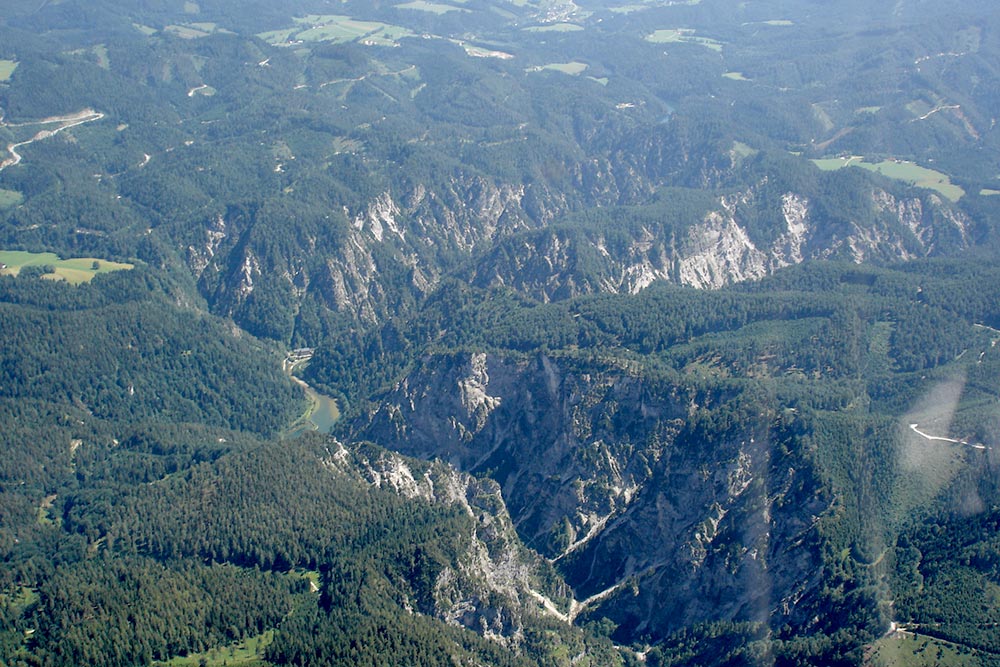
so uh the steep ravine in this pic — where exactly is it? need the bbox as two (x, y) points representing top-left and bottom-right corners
(347, 352), (832, 642)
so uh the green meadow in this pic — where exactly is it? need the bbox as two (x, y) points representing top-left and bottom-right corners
(645, 29), (722, 51)
(0, 250), (134, 284)
(155, 631), (274, 667)
(260, 15), (414, 47)
(528, 61), (589, 76)
(812, 156), (965, 201)
(396, 1), (467, 14)
(0, 60), (18, 81)
(523, 23), (583, 32)
(0, 189), (23, 209)
(866, 632), (979, 667)
(164, 23), (233, 39)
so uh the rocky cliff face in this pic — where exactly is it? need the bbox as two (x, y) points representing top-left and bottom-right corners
(180, 126), (740, 341)
(321, 438), (573, 643)
(185, 173), (537, 337)
(471, 185), (973, 300)
(348, 352), (831, 642)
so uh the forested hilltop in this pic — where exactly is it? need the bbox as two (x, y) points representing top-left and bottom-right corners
(2, 0), (1000, 665)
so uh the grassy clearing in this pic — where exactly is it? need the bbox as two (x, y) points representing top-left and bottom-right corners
(0, 250), (134, 284)
(523, 23), (583, 32)
(1, 586), (39, 614)
(905, 99), (932, 117)
(867, 631), (978, 667)
(980, 188), (1000, 196)
(609, 4), (649, 12)
(331, 137), (363, 154)
(293, 569), (321, 592)
(0, 60), (18, 81)
(183, 1), (200, 13)
(454, 41), (514, 59)
(856, 106), (882, 114)
(763, 19), (793, 26)
(396, 0), (467, 13)
(613, 0), (700, 9)
(164, 23), (233, 39)
(732, 141), (757, 159)
(155, 631), (274, 667)
(36, 494), (60, 526)
(645, 28), (722, 51)
(812, 156), (965, 201)
(0, 189), (23, 209)
(188, 84), (217, 97)
(65, 45), (109, 69)
(261, 15), (413, 47)
(165, 24), (211, 38)
(527, 61), (588, 75)
(133, 23), (158, 36)
(722, 71), (748, 80)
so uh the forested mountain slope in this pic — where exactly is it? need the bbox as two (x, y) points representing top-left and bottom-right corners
(2, 0), (1000, 665)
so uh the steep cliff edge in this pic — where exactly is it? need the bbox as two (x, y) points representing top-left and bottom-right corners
(470, 181), (973, 301)
(348, 352), (832, 642)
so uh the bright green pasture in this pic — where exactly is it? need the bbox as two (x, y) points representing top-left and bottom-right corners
(723, 71), (748, 80)
(0, 60), (18, 81)
(0, 250), (134, 284)
(812, 156), (965, 201)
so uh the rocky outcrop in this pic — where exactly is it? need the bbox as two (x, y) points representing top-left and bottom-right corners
(348, 352), (831, 642)
(471, 184), (973, 299)
(320, 438), (572, 643)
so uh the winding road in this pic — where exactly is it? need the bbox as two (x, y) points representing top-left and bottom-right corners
(909, 423), (988, 450)
(0, 108), (104, 173)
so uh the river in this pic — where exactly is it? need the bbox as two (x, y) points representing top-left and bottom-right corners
(284, 351), (340, 436)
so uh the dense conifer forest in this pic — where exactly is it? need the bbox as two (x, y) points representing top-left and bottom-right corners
(3, 0), (1000, 665)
